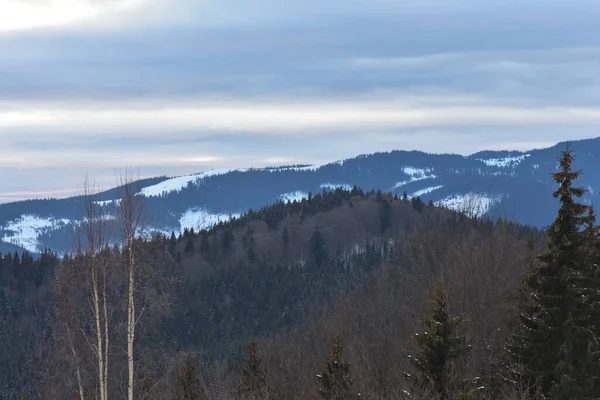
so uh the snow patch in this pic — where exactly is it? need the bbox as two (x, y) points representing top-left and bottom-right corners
(436, 193), (503, 218)
(320, 183), (353, 191)
(269, 165), (322, 172)
(93, 199), (121, 206)
(412, 185), (444, 198)
(392, 167), (437, 189)
(278, 191), (308, 203)
(178, 208), (238, 233)
(478, 154), (530, 168)
(139, 168), (246, 197)
(1, 215), (71, 253)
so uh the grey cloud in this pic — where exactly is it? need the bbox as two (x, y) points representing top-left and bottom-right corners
(2, 0), (600, 200)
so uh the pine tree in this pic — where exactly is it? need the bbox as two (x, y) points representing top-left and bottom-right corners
(402, 191), (409, 203)
(404, 279), (475, 400)
(184, 236), (194, 254)
(199, 234), (210, 253)
(309, 228), (328, 267)
(507, 146), (600, 399)
(169, 231), (177, 255)
(380, 199), (392, 234)
(172, 352), (207, 400)
(317, 336), (355, 400)
(238, 342), (267, 400)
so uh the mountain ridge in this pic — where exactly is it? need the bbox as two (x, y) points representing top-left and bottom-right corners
(2, 136), (599, 254)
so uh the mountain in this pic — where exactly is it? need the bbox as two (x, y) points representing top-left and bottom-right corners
(1, 136), (599, 254)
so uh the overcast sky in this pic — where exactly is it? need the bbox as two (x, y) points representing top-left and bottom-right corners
(1, 0), (600, 202)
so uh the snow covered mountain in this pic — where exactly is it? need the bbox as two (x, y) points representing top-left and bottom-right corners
(2, 137), (600, 254)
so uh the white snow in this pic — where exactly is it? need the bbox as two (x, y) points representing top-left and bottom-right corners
(93, 199), (121, 206)
(1, 215), (71, 253)
(269, 165), (322, 172)
(139, 168), (246, 198)
(392, 167), (437, 189)
(411, 185), (444, 198)
(436, 193), (503, 218)
(278, 191), (308, 203)
(178, 208), (239, 233)
(320, 183), (353, 191)
(478, 154), (530, 168)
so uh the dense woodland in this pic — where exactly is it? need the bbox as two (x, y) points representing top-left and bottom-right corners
(3, 147), (600, 399)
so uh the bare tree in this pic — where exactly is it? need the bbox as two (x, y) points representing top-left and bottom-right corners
(81, 174), (112, 400)
(116, 167), (146, 400)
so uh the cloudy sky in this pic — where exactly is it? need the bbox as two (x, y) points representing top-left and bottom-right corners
(1, 0), (600, 202)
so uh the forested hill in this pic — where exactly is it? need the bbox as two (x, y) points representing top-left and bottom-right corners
(2, 136), (600, 254)
(0, 185), (540, 399)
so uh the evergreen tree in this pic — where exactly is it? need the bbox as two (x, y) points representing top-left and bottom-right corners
(402, 191), (409, 203)
(199, 233), (210, 253)
(184, 236), (194, 254)
(281, 227), (290, 247)
(309, 228), (328, 267)
(380, 199), (392, 234)
(317, 336), (355, 400)
(169, 231), (177, 255)
(238, 342), (267, 400)
(172, 352), (207, 400)
(404, 280), (475, 400)
(507, 146), (600, 399)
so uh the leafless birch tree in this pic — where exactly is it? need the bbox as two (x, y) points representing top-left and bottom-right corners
(116, 167), (146, 400)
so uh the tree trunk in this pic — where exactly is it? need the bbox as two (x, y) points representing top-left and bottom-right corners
(127, 237), (136, 400)
(67, 326), (86, 400)
(91, 256), (106, 400)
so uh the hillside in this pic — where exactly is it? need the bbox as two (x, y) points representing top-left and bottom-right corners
(1, 184), (542, 398)
(2, 137), (599, 254)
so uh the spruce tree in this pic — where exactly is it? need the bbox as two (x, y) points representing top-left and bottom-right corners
(404, 279), (474, 400)
(507, 146), (600, 399)
(237, 342), (267, 400)
(172, 352), (207, 400)
(317, 336), (355, 400)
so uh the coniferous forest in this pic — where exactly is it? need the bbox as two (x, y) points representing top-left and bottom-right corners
(4, 147), (600, 399)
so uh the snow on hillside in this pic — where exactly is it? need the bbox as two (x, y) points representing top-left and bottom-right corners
(270, 165), (322, 172)
(392, 167), (437, 189)
(436, 193), (503, 217)
(412, 185), (444, 198)
(320, 183), (353, 191)
(139, 168), (246, 198)
(1, 215), (70, 253)
(278, 191), (308, 203)
(178, 208), (239, 233)
(478, 154), (530, 168)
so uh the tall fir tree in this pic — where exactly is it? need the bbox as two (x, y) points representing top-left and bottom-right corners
(404, 279), (475, 400)
(317, 336), (355, 400)
(507, 146), (600, 399)
(172, 352), (207, 400)
(237, 342), (267, 400)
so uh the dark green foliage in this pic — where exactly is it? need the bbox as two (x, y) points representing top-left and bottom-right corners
(237, 342), (267, 400)
(221, 229), (235, 252)
(199, 233), (210, 253)
(281, 227), (290, 246)
(380, 199), (392, 234)
(402, 191), (409, 203)
(404, 280), (473, 400)
(411, 196), (425, 212)
(184, 236), (195, 253)
(169, 231), (177, 255)
(309, 228), (328, 267)
(172, 352), (207, 400)
(507, 146), (600, 399)
(317, 337), (354, 400)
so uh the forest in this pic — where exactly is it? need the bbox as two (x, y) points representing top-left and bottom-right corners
(2, 146), (600, 400)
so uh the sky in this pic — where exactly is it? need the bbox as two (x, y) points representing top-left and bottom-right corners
(1, 0), (600, 202)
